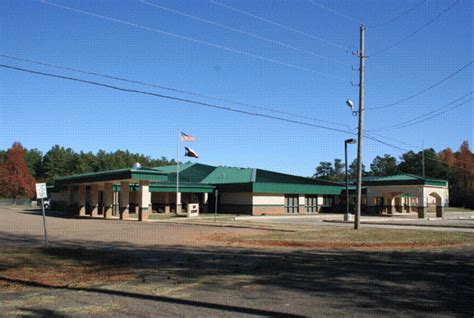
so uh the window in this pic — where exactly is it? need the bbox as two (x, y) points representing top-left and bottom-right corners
(285, 195), (299, 213)
(305, 195), (318, 213)
(323, 196), (333, 206)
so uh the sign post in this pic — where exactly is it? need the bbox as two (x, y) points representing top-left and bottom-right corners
(35, 183), (48, 247)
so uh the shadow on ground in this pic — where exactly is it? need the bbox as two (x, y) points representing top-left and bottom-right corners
(0, 232), (473, 316)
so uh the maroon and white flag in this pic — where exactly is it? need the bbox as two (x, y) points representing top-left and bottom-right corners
(184, 147), (199, 158)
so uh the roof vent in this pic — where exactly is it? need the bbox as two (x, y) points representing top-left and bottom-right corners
(132, 162), (142, 169)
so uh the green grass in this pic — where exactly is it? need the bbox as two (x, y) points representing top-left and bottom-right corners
(239, 227), (474, 247)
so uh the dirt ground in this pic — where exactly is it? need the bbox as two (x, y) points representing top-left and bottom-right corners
(1, 207), (473, 317)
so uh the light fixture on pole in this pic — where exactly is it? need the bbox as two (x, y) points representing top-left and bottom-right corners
(344, 138), (356, 221)
(346, 99), (357, 116)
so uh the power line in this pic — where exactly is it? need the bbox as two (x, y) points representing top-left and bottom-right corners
(370, 91), (473, 131)
(41, 0), (345, 80)
(370, 0), (428, 29)
(366, 60), (473, 110)
(371, 0), (460, 56)
(364, 132), (474, 173)
(381, 98), (473, 130)
(306, 0), (363, 25)
(210, 0), (351, 51)
(139, 0), (347, 66)
(3, 62), (471, 174)
(0, 53), (351, 130)
(0, 63), (356, 136)
(367, 130), (474, 166)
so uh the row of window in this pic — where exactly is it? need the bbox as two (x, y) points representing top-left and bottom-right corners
(284, 195), (334, 213)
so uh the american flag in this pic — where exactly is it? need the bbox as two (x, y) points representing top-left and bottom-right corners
(184, 147), (199, 158)
(180, 132), (195, 142)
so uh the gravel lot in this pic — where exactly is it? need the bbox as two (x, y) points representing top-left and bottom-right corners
(0, 207), (473, 317)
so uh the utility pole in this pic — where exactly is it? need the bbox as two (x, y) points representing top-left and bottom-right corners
(354, 24), (366, 230)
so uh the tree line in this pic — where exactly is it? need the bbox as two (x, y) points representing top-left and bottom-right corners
(313, 141), (474, 208)
(0, 144), (175, 185)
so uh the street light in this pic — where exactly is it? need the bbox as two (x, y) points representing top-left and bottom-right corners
(344, 138), (357, 221)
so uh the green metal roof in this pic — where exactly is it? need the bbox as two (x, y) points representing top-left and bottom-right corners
(52, 162), (353, 195)
(360, 174), (448, 187)
(154, 163), (216, 183)
(152, 162), (194, 173)
(55, 167), (168, 184)
(201, 166), (254, 184)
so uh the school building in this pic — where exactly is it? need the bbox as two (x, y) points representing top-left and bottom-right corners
(50, 163), (449, 220)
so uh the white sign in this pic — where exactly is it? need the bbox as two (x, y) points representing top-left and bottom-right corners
(35, 183), (48, 199)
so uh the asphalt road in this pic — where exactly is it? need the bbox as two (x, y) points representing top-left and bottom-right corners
(1, 207), (473, 317)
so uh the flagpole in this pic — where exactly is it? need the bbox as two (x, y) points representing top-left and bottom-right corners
(176, 130), (180, 215)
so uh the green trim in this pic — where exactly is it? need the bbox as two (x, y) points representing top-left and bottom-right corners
(55, 168), (168, 184)
(359, 174), (448, 187)
(399, 194), (417, 198)
(112, 183), (214, 193)
(252, 182), (343, 195)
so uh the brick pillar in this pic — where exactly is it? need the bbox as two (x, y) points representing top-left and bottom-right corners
(66, 185), (73, 213)
(138, 180), (151, 221)
(90, 184), (99, 217)
(78, 184), (86, 216)
(418, 206), (426, 219)
(103, 182), (114, 219)
(164, 192), (170, 214)
(119, 181), (130, 220)
(418, 191), (426, 219)
(436, 206), (444, 218)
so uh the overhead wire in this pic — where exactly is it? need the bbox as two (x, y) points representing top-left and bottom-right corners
(139, 0), (347, 66)
(365, 60), (473, 110)
(0, 53), (351, 130)
(0, 63), (355, 135)
(2, 62), (471, 173)
(369, 92), (473, 132)
(306, 0), (363, 25)
(364, 132), (474, 173)
(381, 98), (473, 130)
(210, 0), (351, 52)
(367, 131), (474, 166)
(370, 0), (428, 29)
(371, 0), (460, 56)
(41, 0), (345, 80)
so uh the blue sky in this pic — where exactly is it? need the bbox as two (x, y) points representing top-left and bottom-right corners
(1, 0), (472, 176)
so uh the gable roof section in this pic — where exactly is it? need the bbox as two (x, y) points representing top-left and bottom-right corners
(201, 166), (254, 184)
(255, 169), (341, 186)
(154, 163), (216, 183)
(55, 167), (168, 184)
(360, 174), (448, 187)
